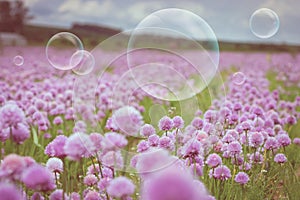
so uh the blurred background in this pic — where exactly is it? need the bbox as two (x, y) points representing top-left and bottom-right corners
(1, 0), (300, 52)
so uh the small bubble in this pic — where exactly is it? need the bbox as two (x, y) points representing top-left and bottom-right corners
(232, 72), (246, 85)
(13, 55), (24, 66)
(71, 50), (95, 75)
(46, 32), (84, 70)
(249, 8), (280, 39)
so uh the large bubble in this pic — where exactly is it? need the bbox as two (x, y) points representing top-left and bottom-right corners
(46, 32), (84, 70)
(127, 8), (219, 101)
(249, 8), (280, 39)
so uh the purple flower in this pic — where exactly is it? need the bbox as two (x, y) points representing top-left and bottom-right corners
(83, 174), (98, 186)
(0, 182), (24, 200)
(89, 132), (104, 152)
(212, 165), (231, 181)
(158, 136), (174, 151)
(249, 132), (264, 148)
(141, 168), (209, 200)
(206, 153), (222, 168)
(103, 132), (128, 151)
(45, 135), (67, 158)
(107, 177), (135, 198)
(227, 141), (242, 156)
(22, 164), (56, 191)
(111, 106), (144, 136)
(46, 157), (63, 173)
(140, 124), (156, 137)
(11, 123), (30, 144)
(172, 116), (184, 129)
(148, 134), (159, 146)
(0, 154), (26, 180)
(264, 137), (279, 150)
(84, 190), (100, 200)
(100, 150), (123, 169)
(0, 102), (26, 128)
(49, 189), (68, 200)
(158, 116), (173, 131)
(137, 140), (150, 152)
(234, 172), (250, 185)
(53, 116), (63, 125)
(274, 153), (287, 164)
(276, 134), (291, 147)
(191, 117), (204, 130)
(183, 140), (202, 158)
(293, 138), (300, 146)
(64, 132), (96, 161)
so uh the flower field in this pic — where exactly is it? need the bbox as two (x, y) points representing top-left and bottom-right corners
(0, 46), (300, 200)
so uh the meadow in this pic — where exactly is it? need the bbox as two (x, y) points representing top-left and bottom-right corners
(0, 44), (299, 200)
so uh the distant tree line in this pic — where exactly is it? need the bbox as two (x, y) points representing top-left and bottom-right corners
(0, 0), (32, 33)
(71, 23), (121, 35)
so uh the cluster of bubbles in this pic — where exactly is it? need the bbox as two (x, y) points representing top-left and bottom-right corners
(250, 8), (280, 39)
(45, 32), (94, 75)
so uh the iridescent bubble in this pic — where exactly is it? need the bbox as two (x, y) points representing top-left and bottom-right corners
(13, 55), (24, 66)
(249, 8), (280, 39)
(71, 50), (95, 75)
(232, 72), (246, 85)
(127, 8), (219, 101)
(46, 32), (84, 70)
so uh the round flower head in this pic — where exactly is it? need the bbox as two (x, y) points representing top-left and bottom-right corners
(140, 124), (156, 137)
(107, 177), (135, 198)
(46, 157), (63, 173)
(234, 172), (249, 185)
(111, 106), (144, 136)
(11, 123), (30, 144)
(274, 153), (287, 164)
(49, 189), (68, 200)
(0, 102), (26, 128)
(45, 135), (68, 158)
(83, 174), (98, 186)
(0, 182), (24, 200)
(0, 154), (26, 180)
(84, 190), (100, 200)
(158, 116), (173, 131)
(206, 153), (222, 168)
(22, 164), (56, 191)
(293, 138), (300, 146)
(191, 117), (204, 130)
(103, 132), (128, 151)
(141, 168), (209, 200)
(172, 116), (184, 129)
(64, 132), (96, 161)
(212, 165), (231, 181)
(249, 132), (264, 148)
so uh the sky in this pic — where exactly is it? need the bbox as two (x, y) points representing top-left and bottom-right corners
(24, 0), (300, 45)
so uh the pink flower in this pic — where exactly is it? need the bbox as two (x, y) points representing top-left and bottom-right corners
(274, 153), (287, 164)
(140, 124), (156, 137)
(107, 177), (135, 198)
(22, 164), (56, 191)
(45, 135), (68, 158)
(172, 116), (184, 129)
(234, 172), (250, 185)
(0, 182), (24, 200)
(46, 157), (63, 173)
(64, 132), (96, 161)
(111, 106), (144, 136)
(158, 116), (173, 131)
(141, 168), (209, 200)
(206, 153), (222, 168)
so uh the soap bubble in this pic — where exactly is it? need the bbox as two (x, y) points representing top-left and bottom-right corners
(127, 8), (219, 101)
(46, 32), (84, 70)
(249, 8), (279, 39)
(232, 72), (246, 85)
(71, 50), (95, 75)
(13, 55), (24, 66)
